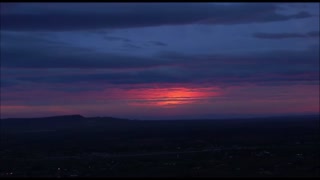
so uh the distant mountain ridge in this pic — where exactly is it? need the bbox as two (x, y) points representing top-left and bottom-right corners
(1, 114), (319, 121)
(2, 114), (85, 120)
(0, 114), (318, 139)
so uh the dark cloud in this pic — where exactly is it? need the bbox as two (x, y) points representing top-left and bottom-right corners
(253, 31), (320, 39)
(13, 65), (319, 88)
(0, 79), (20, 88)
(149, 41), (168, 46)
(160, 47), (319, 70)
(2, 31), (318, 69)
(122, 43), (141, 49)
(1, 31), (318, 88)
(0, 31), (68, 47)
(103, 36), (132, 43)
(5, 47), (318, 87)
(0, 3), (20, 12)
(0, 3), (313, 31)
(306, 31), (320, 37)
(17, 70), (189, 85)
(1, 48), (168, 69)
(0, 32), (171, 69)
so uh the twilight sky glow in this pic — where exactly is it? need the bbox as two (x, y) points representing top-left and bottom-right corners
(1, 3), (319, 119)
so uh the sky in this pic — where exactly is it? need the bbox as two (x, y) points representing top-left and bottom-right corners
(0, 2), (319, 119)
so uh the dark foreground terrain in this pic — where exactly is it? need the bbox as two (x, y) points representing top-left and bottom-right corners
(0, 115), (319, 177)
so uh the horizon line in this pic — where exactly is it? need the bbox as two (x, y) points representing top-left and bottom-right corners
(1, 113), (319, 121)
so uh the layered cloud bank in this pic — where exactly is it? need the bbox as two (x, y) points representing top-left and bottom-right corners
(1, 3), (319, 119)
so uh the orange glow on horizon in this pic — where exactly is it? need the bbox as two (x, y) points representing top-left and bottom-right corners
(154, 88), (206, 106)
(125, 87), (222, 107)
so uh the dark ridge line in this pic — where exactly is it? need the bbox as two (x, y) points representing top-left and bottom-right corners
(1, 114), (319, 121)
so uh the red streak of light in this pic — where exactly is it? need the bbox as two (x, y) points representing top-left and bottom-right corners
(123, 87), (222, 107)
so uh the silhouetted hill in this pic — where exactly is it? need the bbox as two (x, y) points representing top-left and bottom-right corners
(2, 114), (84, 121)
(1, 114), (319, 178)
(41, 114), (85, 119)
(0, 115), (131, 132)
(1, 114), (318, 134)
